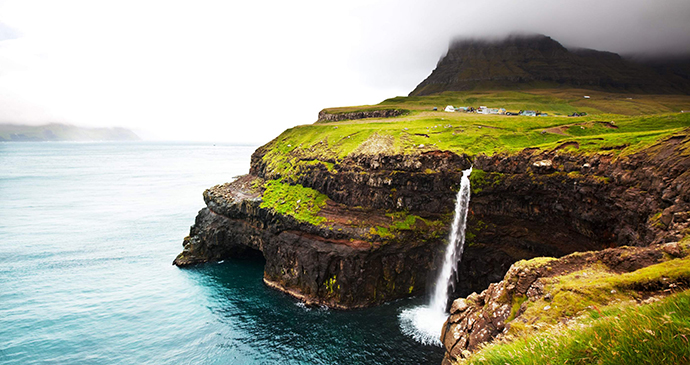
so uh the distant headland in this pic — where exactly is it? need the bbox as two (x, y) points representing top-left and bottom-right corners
(0, 123), (139, 142)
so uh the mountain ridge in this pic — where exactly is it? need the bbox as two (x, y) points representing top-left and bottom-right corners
(410, 34), (690, 96)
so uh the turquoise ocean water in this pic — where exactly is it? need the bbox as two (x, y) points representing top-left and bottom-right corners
(0, 142), (443, 364)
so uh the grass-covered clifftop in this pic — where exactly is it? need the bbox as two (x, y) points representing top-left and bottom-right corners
(262, 89), (690, 170)
(251, 88), (690, 242)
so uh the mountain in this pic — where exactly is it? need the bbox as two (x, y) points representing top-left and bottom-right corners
(0, 123), (140, 142)
(410, 34), (690, 96)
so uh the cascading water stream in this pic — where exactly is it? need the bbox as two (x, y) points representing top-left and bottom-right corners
(399, 167), (472, 346)
(430, 166), (473, 313)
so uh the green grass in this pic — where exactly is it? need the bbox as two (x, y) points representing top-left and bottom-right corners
(263, 89), (690, 170)
(257, 108), (690, 201)
(463, 289), (690, 365)
(255, 89), (690, 231)
(506, 246), (690, 336)
(367, 211), (445, 241)
(379, 90), (584, 115)
(456, 240), (690, 365)
(259, 180), (329, 225)
(386, 211), (420, 230)
(262, 109), (690, 169)
(323, 89), (690, 116)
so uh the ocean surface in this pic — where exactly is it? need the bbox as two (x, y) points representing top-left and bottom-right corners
(0, 142), (444, 364)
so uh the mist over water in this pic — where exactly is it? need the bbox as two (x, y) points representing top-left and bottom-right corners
(0, 142), (443, 364)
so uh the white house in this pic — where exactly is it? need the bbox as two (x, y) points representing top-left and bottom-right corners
(444, 105), (456, 112)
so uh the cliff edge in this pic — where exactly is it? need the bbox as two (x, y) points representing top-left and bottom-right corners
(174, 121), (690, 309)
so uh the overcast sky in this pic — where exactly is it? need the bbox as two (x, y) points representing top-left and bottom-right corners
(1, 0), (689, 143)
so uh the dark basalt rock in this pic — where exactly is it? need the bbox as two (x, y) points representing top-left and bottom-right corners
(316, 109), (407, 123)
(176, 131), (690, 310)
(173, 177), (438, 309)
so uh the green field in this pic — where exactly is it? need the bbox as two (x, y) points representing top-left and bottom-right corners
(322, 89), (690, 116)
(253, 88), (690, 238)
(263, 90), (690, 176)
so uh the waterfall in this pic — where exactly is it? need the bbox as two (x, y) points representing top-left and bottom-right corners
(399, 167), (472, 346)
(430, 166), (472, 313)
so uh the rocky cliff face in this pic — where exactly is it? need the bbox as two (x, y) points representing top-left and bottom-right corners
(175, 130), (690, 310)
(174, 176), (440, 309)
(440, 241), (689, 364)
(316, 109), (407, 123)
(410, 34), (690, 96)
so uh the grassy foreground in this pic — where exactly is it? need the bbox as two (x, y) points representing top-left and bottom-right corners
(463, 289), (690, 365)
(456, 237), (690, 365)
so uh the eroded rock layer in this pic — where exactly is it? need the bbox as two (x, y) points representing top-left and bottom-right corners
(175, 130), (690, 309)
(174, 176), (438, 309)
(316, 109), (407, 123)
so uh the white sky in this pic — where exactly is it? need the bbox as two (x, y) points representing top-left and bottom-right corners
(0, 0), (689, 143)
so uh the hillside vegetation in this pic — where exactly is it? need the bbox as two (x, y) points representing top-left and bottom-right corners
(459, 238), (690, 365)
(322, 90), (690, 116)
(464, 289), (690, 365)
(264, 90), (690, 173)
(252, 88), (690, 244)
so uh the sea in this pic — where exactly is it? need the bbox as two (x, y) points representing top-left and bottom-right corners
(0, 142), (444, 364)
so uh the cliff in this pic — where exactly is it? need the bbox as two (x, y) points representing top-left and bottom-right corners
(441, 240), (690, 364)
(174, 118), (690, 309)
(316, 108), (408, 123)
(172, 36), (690, 362)
(410, 35), (690, 96)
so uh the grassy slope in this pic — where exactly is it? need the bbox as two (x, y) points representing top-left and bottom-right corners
(258, 89), (690, 230)
(323, 89), (690, 115)
(260, 180), (328, 225)
(459, 238), (690, 365)
(465, 289), (690, 365)
(266, 92), (690, 161)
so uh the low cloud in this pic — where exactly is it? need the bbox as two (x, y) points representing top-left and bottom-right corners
(0, 0), (688, 143)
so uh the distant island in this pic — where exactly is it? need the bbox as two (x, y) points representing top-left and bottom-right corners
(0, 123), (139, 142)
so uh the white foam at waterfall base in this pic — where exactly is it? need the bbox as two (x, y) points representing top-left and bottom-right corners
(399, 305), (448, 346)
(398, 167), (472, 347)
